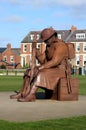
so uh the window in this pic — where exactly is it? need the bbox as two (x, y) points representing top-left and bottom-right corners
(30, 34), (39, 40)
(77, 61), (80, 65)
(10, 56), (14, 62)
(83, 43), (86, 52)
(84, 61), (86, 64)
(37, 34), (40, 40)
(83, 55), (86, 65)
(76, 33), (85, 39)
(30, 43), (32, 52)
(76, 55), (80, 66)
(30, 34), (34, 40)
(76, 43), (80, 52)
(23, 57), (25, 67)
(58, 34), (61, 39)
(36, 43), (40, 49)
(23, 44), (27, 52)
(3, 56), (7, 61)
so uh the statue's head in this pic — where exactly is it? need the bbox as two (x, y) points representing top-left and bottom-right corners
(40, 27), (57, 43)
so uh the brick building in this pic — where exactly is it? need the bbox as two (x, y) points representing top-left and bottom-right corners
(21, 26), (86, 74)
(0, 43), (21, 69)
(0, 26), (86, 74)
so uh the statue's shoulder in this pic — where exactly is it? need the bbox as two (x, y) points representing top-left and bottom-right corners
(54, 40), (66, 47)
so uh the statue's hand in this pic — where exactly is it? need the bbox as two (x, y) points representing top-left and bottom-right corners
(33, 66), (39, 78)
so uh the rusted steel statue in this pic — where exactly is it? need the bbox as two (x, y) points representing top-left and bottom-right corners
(10, 27), (75, 102)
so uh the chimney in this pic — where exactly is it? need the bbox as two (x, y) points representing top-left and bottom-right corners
(71, 25), (77, 32)
(7, 43), (11, 49)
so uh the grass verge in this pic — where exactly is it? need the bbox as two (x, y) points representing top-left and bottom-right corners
(0, 116), (86, 130)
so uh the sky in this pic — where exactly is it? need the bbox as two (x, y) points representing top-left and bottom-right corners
(0, 0), (86, 48)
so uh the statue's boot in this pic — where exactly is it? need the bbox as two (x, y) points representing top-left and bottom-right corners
(10, 75), (30, 99)
(10, 92), (21, 99)
(18, 86), (38, 102)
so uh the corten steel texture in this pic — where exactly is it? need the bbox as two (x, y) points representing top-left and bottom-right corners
(40, 28), (57, 42)
(51, 78), (79, 101)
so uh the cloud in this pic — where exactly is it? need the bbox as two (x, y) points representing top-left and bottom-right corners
(5, 15), (24, 23)
(1, 0), (21, 4)
(1, 0), (86, 20)
(2, 0), (86, 7)
(25, 0), (86, 8)
(8, 0), (20, 4)
(49, 0), (86, 7)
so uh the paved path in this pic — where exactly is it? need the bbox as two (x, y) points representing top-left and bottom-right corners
(0, 92), (86, 122)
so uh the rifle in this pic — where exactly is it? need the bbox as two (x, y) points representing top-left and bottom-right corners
(65, 59), (72, 94)
(30, 32), (37, 83)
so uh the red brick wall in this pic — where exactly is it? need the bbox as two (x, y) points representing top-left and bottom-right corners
(0, 44), (21, 69)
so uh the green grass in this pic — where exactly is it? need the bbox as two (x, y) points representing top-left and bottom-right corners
(0, 76), (86, 129)
(0, 76), (23, 91)
(0, 116), (86, 130)
(72, 75), (86, 95)
(0, 75), (86, 95)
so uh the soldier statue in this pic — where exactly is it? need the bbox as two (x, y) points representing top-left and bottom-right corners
(10, 27), (72, 102)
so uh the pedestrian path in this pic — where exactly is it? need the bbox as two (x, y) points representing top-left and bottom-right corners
(0, 92), (86, 122)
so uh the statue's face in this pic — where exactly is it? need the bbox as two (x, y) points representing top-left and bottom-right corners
(44, 39), (51, 45)
(44, 36), (55, 45)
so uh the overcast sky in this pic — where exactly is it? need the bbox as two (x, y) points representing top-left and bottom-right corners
(0, 0), (86, 48)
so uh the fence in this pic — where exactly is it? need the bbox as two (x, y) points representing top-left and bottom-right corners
(72, 67), (86, 75)
(0, 69), (26, 76)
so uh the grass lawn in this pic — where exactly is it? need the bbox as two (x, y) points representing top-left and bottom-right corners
(0, 76), (23, 91)
(0, 75), (86, 129)
(0, 116), (86, 130)
(0, 75), (86, 95)
(72, 75), (86, 95)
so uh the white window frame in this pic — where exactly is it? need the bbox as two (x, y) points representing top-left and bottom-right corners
(58, 34), (61, 39)
(3, 56), (7, 61)
(23, 44), (27, 52)
(76, 43), (80, 52)
(83, 55), (86, 66)
(30, 34), (34, 40)
(76, 33), (85, 39)
(10, 56), (14, 62)
(30, 43), (32, 52)
(75, 55), (80, 66)
(83, 43), (86, 52)
(36, 43), (40, 49)
(37, 34), (40, 40)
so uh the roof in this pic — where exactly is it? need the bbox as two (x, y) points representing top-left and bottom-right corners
(21, 28), (86, 43)
(21, 31), (41, 43)
(0, 48), (6, 53)
(66, 30), (86, 42)
(11, 48), (20, 56)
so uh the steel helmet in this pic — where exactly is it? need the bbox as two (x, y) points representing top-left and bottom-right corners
(40, 28), (57, 42)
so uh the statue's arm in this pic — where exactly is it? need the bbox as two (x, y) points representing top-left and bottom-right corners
(39, 44), (67, 70)
(36, 49), (46, 64)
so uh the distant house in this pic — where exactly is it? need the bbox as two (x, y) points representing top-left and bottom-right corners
(1, 26), (86, 71)
(0, 43), (21, 69)
(21, 26), (86, 71)
(57, 26), (86, 68)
